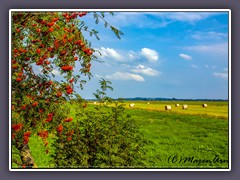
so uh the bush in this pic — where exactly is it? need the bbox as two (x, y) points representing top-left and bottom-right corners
(51, 80), (148, 168)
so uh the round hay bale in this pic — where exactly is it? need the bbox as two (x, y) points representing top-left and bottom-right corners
(182, 104), (188, 109)
(129, 103), (135, 108)
(165, 105), (172, 110)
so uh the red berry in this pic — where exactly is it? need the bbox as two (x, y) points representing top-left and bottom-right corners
(60, 50), (67, 56)
(21, 104), (27, 110)
(18, 72), (23, 77)
(64, 117), (73, 122)
(38, 130), (48, 139)
(32, 102), (38, 107)
(41, 20), (46, 24)
(56, 91), (62, 97)
(52, 17), (58, 22)
(69, 78), (74, 83)
(61, 65), (73, 71)
(24, 57), (30, 61)
(12, 123), (23, 132)
(44, 60), (50, 65)
(45, 117), (53, 122)
(47, 22), (54, 27)
(12, 59), (16, 64)
(24, 131), (31, 137)
(16, 77), (22, 82)
(36, 49), (41, 54)
(57, 125), (63, 134)
(48, 27), (54, 32)
(47, 47), (54, 51)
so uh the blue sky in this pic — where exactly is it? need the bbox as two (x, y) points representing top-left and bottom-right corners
(54, 11), (229, 100)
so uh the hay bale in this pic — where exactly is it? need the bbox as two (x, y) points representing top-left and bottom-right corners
(93, 102), (97, 104)
(165, 105), (172, 110)
(202, 104), (207, 107)
(175, 104), (180, 107)
(147, 102), (150, 104)
(182, 104), (188, 109)
(129, 103), (135, 108)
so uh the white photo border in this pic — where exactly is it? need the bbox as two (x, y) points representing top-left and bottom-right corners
(9, 9), (231, 171)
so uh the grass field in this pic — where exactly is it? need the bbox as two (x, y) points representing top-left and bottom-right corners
(12, 100), (229, 169)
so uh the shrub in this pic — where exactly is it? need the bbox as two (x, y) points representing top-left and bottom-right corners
(51, 80), (148, 168)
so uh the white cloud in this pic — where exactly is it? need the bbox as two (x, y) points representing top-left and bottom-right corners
(101, 12), (217, 29)
(184, 43), (228, 55)
(179, 53), (192, 60)
(128, 50), (137, 60)
(140, 48), (158, 62)
(96, 47), (123, 61)
(96, 47), (159, 63)
(191, 31), (228, 40)
(103, 12), (172, 29)
(162, 12), (213, 23)
(105, 72), (144, 82)
(213, 72), (228, 80)
(131, 64), (160, 76)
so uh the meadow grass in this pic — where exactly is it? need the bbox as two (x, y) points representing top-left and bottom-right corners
(124, 107), (228, 168)
(12, 101), (229, 169)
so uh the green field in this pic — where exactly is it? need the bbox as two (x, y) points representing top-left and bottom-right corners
(12, 100), (229, 169)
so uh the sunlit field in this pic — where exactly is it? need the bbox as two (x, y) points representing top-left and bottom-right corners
(93, 100), (228, 119)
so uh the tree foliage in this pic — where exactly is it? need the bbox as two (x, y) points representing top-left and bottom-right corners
(11, 11), (146, 169)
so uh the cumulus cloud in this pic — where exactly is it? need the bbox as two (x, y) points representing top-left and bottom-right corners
(131, 64), (160, 76)
(96, 47), (123, 61)
(213, 72), (228, 80)
(140, 48), (158, 62)
(105, 72), (144, 82)
(95, 47), (159, 63)
(179, 53), (192, 60)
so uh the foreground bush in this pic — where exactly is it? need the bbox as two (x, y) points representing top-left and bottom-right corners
(51, 82), (148, 168)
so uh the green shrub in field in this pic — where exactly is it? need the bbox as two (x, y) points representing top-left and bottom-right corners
(51, 80), (148, 168)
